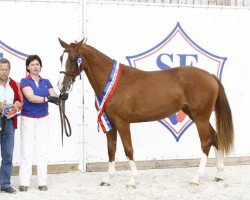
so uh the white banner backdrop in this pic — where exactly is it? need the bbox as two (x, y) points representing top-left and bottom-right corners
(84, 3), (250, 163)
(0, 0), (250, 170)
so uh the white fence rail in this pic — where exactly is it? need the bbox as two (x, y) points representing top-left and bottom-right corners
(88, 0), (250, 6)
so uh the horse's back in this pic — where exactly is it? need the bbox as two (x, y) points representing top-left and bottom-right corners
(109, 65), (219, 122)
(121, 65), (218, 93)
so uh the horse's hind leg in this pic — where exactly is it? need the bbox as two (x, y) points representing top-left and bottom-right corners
(207, 124), (225, 182)
(191, 120), (215, 185)
(116, 121), (138, 189)
(182, 106), (210, 185)
(214, 146), (224, 181)
(100, 125), (117, 186)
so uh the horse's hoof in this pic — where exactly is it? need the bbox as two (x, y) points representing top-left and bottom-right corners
(190, 182), (199, 186)
(126, 184), (136, 189)
(214, 177), (223, 182)
(100, 182), (111, 186)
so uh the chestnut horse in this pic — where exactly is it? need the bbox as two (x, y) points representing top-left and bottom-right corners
(57, 38), (234, 188)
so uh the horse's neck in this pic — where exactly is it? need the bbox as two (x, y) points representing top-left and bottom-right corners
(82, 46), (114, 98)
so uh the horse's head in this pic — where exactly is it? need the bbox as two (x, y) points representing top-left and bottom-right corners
(58, 38), (85, 93)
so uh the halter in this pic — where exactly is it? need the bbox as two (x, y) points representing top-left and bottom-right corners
(59, 71), (75, 93)
(59, 54), (83, 145)
(59, 54), (83, 92)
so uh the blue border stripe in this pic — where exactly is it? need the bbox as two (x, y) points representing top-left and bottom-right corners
(0, 40), (28, 57)
(158, 120), (194, 142)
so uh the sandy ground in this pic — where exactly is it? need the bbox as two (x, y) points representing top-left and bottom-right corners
(1, 165), (250, 200)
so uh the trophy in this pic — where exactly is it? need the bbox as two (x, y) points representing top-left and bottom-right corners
(2, 104), (18, 119)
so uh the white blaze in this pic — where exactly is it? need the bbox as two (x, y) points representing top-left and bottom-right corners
(58, 53), (68, 91)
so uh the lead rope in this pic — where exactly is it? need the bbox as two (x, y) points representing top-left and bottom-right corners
(59, 99), (72, 146)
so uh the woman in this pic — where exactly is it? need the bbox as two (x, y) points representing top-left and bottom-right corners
(19, 55), (61, 192)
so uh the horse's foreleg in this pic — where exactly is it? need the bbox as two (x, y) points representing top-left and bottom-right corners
(100, 126), (117, 186)
(126, 159), (138, 188)
(100, 162), (115, 186)
(214, 147), (224, 182)
(116, 121), (138, 189)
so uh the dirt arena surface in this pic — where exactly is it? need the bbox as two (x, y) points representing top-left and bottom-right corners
(1, 165), (249, 200)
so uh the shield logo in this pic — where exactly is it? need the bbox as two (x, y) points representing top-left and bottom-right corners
(126, 22), (227, 142)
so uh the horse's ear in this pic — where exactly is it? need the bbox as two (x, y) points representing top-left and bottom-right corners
(74, 39), (84, 50)
(83, 38), (87, 44)
(58, 38), (70, 49)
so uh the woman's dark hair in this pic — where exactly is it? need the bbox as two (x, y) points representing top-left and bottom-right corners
(26, 54), (42, 72)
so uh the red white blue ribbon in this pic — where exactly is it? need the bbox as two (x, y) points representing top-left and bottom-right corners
(95, 60), (121, 133)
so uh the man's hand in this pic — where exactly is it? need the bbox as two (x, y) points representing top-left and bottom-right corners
(14, 101), (22, 111)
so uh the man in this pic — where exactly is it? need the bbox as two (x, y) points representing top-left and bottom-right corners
(0, 58), (22, 194)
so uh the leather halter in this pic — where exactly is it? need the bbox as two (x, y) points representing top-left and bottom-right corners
(59, 71), (75, 93)
(58, 54), (83, 145)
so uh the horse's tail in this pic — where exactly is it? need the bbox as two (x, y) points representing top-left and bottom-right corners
(213, 75), (234, 154)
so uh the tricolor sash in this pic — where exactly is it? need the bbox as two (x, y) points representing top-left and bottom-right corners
(95, 60), (121, 133)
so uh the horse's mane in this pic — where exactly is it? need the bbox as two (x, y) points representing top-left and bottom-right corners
(70, 38), (87, 48)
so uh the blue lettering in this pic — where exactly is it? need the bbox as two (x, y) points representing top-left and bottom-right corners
(177, 54), (198, 66)
(156, 53), (173, 70)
